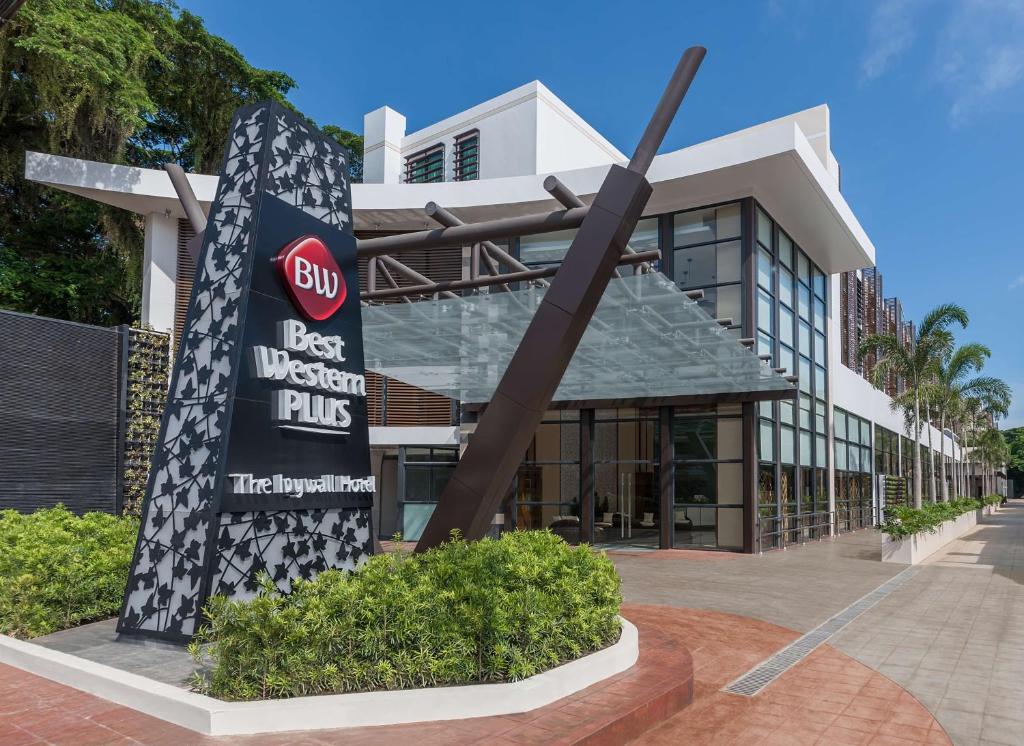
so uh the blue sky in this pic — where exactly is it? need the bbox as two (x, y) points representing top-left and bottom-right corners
(181, 0), (1024, 426)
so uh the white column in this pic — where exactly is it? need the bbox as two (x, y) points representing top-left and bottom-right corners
(363, 106), (406, 184)
(141, 212), (178, 333)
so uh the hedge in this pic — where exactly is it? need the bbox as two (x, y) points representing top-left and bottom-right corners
(0, 506), (139, 639)
(190, 530), (622, 700)
(879, 498), (981, 539)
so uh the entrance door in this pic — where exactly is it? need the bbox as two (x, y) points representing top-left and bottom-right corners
(592, 410), (660, 549)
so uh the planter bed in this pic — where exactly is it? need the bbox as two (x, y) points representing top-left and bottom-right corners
(0, 617), (638, 736)
(881, 510), (980, 565)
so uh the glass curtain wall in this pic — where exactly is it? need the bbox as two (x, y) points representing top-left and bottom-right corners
(515, 411), (581, 543)
(755, 205), (830, 550)
(673, 406), (744, 549)
(834, 408), (873, 530)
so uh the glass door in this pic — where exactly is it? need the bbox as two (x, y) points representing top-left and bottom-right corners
(592, 409), (660, 549)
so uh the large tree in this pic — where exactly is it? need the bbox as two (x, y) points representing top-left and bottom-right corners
(0, 0), (361, 325)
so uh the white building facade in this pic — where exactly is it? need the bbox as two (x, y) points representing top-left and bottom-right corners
(24, 81), (967, 552)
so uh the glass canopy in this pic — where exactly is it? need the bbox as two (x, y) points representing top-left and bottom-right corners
(361, 272), (795, 405)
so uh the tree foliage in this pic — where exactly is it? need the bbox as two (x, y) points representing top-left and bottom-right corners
(0, 0), (361, 325)
(1005, 427), (1024, 496)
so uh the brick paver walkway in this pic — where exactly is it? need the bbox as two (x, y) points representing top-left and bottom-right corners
(10, 502), (1020, 744)
(0, 604), (948, 745)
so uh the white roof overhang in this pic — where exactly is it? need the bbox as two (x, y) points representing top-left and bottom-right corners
(24, 118), (874, 274)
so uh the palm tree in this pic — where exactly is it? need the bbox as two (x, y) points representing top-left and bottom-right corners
(928, 343), (996, 501)
(969, 426), (1003, 496)
(859, 304), (967, 508)
(962, 392), (1011, 496)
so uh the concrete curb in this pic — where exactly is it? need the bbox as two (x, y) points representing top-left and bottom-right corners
(0, 617), (638, 736)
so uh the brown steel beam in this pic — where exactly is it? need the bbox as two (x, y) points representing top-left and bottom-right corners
(357, 206), (589, 257)
(628, 49), (707, 175)
(659, 406), (674, 549)
(378, 255), (459, 300)
(426, 202), (533, 289)
(579, 408), (595, 544)
(477, 244), (510, 292)
(425, 202), (532, 273)
(164, 164), (208, 234)
(461, 386), (798, 413)
(377, 257), (415, 304)
(415, 46), (707, 552)
(543, 175), (586, 209)
(361, 250), (659, 301)
(544, 174), (652, 275)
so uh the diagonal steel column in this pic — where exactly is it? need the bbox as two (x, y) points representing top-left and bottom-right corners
(416, 46), (706, 551)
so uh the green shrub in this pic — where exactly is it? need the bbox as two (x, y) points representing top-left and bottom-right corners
(0, 506), (139, 639)
(982, 494), (1002, 507)
(879, 498), (981, 539)
(190, 530), (622, 700)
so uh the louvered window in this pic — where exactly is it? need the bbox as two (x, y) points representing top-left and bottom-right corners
(453, 130), (479, 181)
(404, 144), (445, 183)
(175, 219), (197, 346)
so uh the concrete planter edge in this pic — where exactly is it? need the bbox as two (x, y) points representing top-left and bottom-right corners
(880, 511), (978, 565)
(0, 616), (638, 736)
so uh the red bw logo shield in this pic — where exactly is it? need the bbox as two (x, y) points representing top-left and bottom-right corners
(276, 235), (347, 321)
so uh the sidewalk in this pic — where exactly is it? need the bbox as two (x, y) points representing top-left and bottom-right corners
(831, 500), (1024, 746)
(613, 499), (1024, 746)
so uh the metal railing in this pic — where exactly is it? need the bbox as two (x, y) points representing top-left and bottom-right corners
(757, 510), (835, 553)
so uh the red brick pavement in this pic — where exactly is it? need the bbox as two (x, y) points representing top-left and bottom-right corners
(0, 604), (949, 745)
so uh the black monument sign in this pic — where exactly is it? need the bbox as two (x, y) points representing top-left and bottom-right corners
(118, 103), (373, 641)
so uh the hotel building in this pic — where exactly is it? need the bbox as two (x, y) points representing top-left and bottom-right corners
(25, 79), (968, 552)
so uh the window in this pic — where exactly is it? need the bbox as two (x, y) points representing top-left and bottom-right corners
(405, 143), (444, 183)
(520, 229), (576, 266)
(834, 408), (872, 530)
(674, 241), (741, 288)
(400, 447), (458, 540)
(453, 130), (479, 181)
(521, 218), (657, 269)
(672, 203), (742, 331)
(517, 411), (581, 541)
(674, 203), (740, 246)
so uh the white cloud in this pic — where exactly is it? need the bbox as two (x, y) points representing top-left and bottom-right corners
(858, 0), (1024, 124)
(940, 0), (1024, 125)
(861, 0), (927, 81)
(1010, 275), (1024, 290)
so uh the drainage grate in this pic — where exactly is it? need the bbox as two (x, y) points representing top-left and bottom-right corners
(723, 566), (919, 696)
